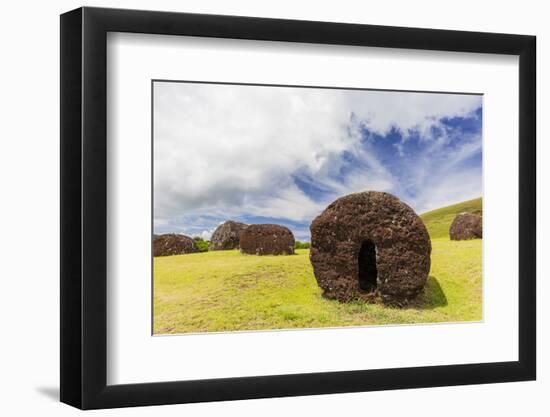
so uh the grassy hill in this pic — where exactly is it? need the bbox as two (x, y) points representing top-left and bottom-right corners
(154, 197), (483, 334)
(421, 197), (482, 239)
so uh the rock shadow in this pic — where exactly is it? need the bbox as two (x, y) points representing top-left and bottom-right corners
(410, 275), (448, 309)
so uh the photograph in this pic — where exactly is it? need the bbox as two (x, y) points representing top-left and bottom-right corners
(152, 81), (483, 335)
(51, 3), (540, 412)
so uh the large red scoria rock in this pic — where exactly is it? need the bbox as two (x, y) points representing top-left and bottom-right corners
(153, 234), (198, 257)
(310, 191), (431, 306)
(449, 212), (482, 240)
(210, 220), (249, 250)
(240, 224), (295, 256)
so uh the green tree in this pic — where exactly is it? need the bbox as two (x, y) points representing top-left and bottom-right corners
(294, 240), (311, 249)
(193, 236), (209, 252)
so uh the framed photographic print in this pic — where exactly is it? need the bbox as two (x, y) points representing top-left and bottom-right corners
(60, 7), (536, 409)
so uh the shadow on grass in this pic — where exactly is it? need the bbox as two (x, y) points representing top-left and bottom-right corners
(411, 275), (448, 309)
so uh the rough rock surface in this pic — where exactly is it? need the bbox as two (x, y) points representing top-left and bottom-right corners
(240, 224), (295, 255)
(449, 213), (482, 240)
(153, 234), (198, 257)
(310, 191), (431, 305)
(210, 221), (249, 250)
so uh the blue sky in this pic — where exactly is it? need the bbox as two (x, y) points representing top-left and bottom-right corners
(154, 82), (482, 241)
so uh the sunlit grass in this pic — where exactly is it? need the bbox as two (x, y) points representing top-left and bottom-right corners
(154, 197), (483, 334)
(421, 197), (482, 239)
(154, 239), (481, 334)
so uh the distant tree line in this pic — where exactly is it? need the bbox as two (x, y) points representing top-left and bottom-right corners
(294, 241), (311, 249)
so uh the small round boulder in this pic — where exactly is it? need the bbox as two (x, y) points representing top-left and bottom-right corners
(153, 234), (198, 257)
(310, 191), (431, 305)
(210, 221), (249, 250)
(449, 213), (482, 240)
(240, 224), (295, 255)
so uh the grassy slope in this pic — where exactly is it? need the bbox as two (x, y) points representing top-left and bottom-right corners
(154, 198), (483, 334)
(421, 197), (482, 239)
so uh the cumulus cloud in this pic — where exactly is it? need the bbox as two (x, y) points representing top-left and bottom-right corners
(348, 90), (481, 138)
(154, 82), (355, 222)
(153, 82), (482, 237)
(199, 229), (215, 241)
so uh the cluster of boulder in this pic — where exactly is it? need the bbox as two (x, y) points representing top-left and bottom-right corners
(449, 212), (482, 240)
(211, 221), (295, 256)
(154, 221), (296, 257)
(154, 190), (480, 308)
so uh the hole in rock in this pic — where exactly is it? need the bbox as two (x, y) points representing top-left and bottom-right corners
(358, 240), (378, 292)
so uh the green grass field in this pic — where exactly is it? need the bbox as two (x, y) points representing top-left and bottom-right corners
(154, 198), (482, 334)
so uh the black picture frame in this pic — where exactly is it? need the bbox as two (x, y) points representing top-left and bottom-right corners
(60, 6), (536, 410)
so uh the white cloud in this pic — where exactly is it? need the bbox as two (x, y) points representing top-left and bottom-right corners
(154, 82), (482, 229)
(199, 229), (214, 241)
(348, 91), (481, 138)
(410, 168), (482, 213)
(154, 82), (353, 222)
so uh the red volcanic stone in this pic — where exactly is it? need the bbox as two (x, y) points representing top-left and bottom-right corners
(310, 191), (431, 306)
(449, 213), (482, 240)
(240, 224), (295, 255)
(210, 221), (249, 250)
(153, 234), (198, 257)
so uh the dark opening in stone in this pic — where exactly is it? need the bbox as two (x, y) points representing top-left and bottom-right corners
(358, 240), (378, 292)
(310, 191), (431, 305)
